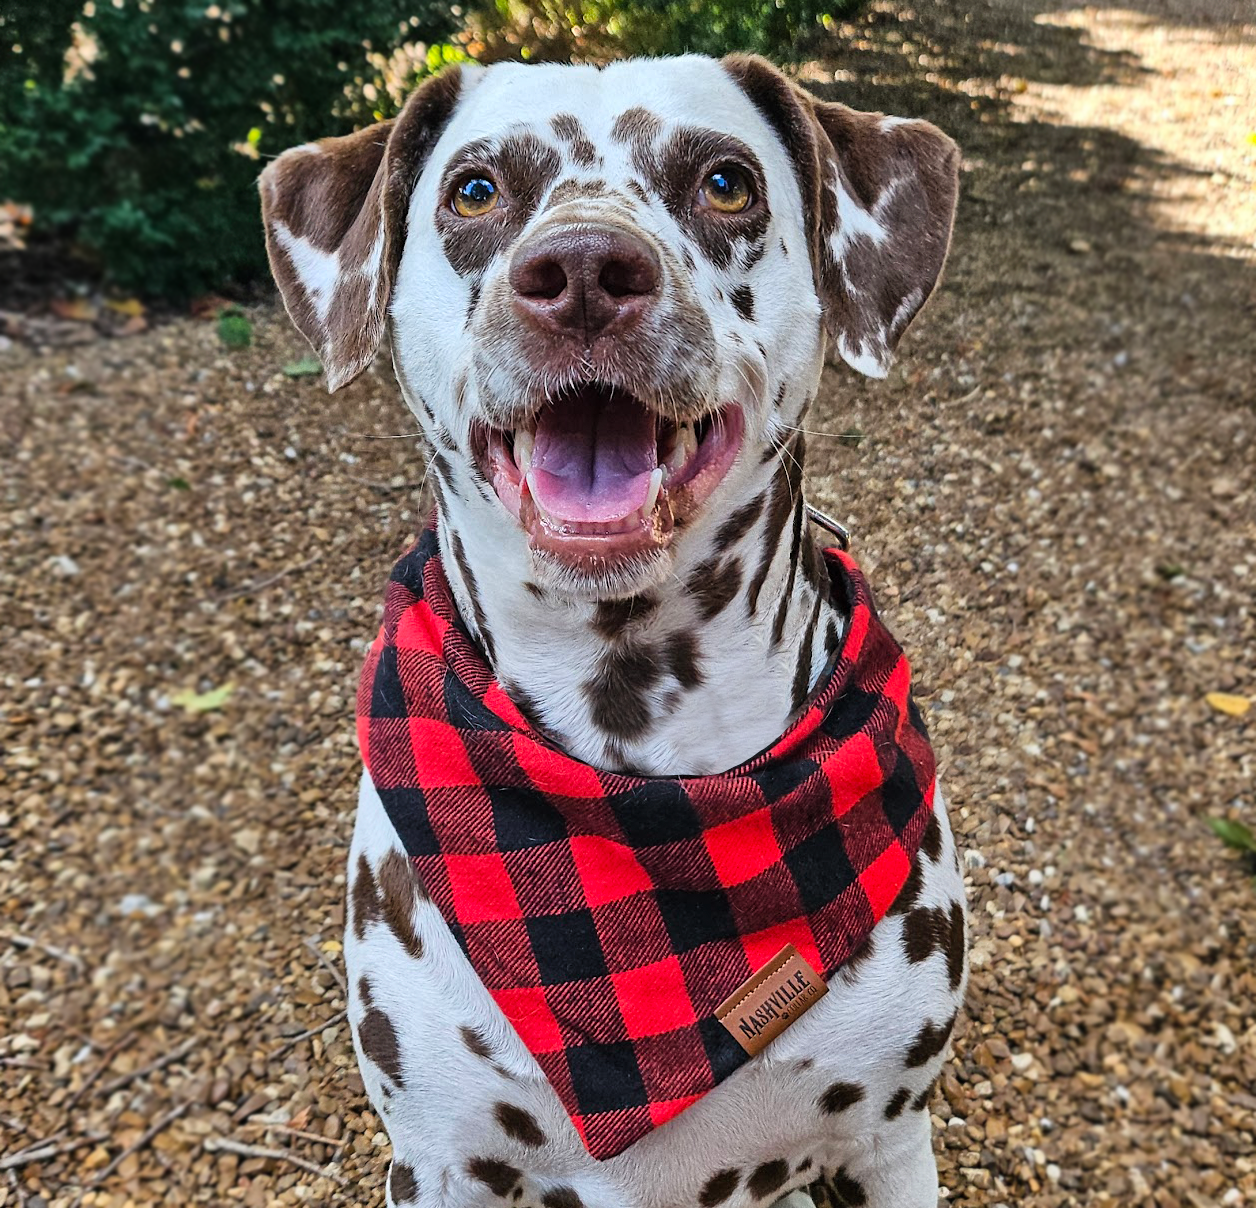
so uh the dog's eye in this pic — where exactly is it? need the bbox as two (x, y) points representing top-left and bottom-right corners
(452, 176), (499, 217)
(699, 164), (752, 214)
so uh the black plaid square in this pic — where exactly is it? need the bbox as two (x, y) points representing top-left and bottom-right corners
(782, 821), (858, 914)
(526, 909), (607, 984)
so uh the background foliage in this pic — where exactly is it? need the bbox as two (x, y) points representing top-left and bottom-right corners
(0, 0), (856, 298)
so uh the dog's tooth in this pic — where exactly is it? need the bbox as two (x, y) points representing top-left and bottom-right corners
(644, 466), (663, 514)
(524, 468), (537, 499)
(514, 428), (534, 474)
(666, 423), (697, 476)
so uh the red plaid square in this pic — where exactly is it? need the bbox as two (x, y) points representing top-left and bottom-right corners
(611, 957), (697, 1038)
(703, 808), (782, 885)
(444, 853), (522, 923)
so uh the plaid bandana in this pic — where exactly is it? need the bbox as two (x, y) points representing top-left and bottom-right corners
(357, 518), (935, 1160)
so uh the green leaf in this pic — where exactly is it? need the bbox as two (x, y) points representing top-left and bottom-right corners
(282, 355), (322, 378)
(217, 308), (252, 349)
(170, 682), (235, 715)
(166, 476), (191, 490)
(1207, 817), (1256, 852)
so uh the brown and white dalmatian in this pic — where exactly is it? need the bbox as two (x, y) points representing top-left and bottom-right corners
(260, 54), (966, 1208)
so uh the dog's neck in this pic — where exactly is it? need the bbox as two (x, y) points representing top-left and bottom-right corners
(436, 433), (845, 777)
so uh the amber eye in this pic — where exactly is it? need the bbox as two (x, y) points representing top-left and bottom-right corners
(452, 176), (499, 217)
(699, 163), (752, 213)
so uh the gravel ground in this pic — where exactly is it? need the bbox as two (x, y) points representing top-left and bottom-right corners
(2, 1), (1253, 1205)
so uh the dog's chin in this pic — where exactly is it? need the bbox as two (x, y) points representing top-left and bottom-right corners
(474, 383), (744, 600)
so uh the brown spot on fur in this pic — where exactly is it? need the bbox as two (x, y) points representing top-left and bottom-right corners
(665, 631), (704, 691)
(731, 284), (755, 321)
(467, 1157), (521, 1196)
(390, 1161), (419, 1203)
(377, 849), (427, 959)
(523, 581), (546, 600)
(747, 1159), (789, 1199)
(548, 177), (618, 206)
(884, 1087), (911, 1120)
(829, 1167), (868, 1206)
(714, 493), (764, 552)
(946, 900), (966, 990)
(887, 854), (924, 916)
(352, 852), (382, 941)
(611, 106), (663, 148)
(591, 595), (657, 640)
(824, 616), (841, 658)
(746, 435), (802, 614)
(626, 178), (650, 205)
(460, 1025), (495, 1060)
(448, 527), (496, 664)
(494, 1101), (547, 1148)
(542, 1190), (584, 1208)
(790, 590), (822, 713)
(582, 644), (661, 740)
(819, 1081), (865, 1114)
(770, 497), (806, 648)
(551, 113), (598, 167)
(903, 905), (948, 964)
(699, 1169), (740, 1206)
(686, 557), (743, 622)
(356, 976), (405, 1085)
(911, 1076), (939, 1112)
(905, 1011), (957, 1068)
(921, 811), (943, 862)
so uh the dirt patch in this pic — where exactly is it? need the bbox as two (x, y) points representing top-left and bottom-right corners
(2, 2), (1253, 1205)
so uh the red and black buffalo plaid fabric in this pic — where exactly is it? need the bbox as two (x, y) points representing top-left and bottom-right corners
(357, 517), (936, 1160)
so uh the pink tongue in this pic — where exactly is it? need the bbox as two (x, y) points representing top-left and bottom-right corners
(528, 388), (658, 523)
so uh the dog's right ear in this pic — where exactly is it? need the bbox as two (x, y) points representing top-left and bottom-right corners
(259, 67), (466, 392)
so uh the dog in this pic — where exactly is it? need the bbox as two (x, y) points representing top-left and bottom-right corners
(260, 53), (966, 1208)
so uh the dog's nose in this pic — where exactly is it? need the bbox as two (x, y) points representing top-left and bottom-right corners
(509, 226), (660, 340)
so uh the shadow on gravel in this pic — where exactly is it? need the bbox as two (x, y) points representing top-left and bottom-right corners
(802, 0), (1255, 404)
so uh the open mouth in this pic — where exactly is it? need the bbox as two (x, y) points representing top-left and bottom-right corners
(477, 384), (744, 566)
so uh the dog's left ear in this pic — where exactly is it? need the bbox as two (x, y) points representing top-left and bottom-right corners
(723, 55), (960, 379)
(259, 67), (467, 391)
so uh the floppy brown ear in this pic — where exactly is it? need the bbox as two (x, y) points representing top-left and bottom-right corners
(723, 55), (960, 379)
(258, 67), (466, 391)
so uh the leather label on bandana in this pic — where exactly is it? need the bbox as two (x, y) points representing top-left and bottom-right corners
(716, 944), (828, 1056)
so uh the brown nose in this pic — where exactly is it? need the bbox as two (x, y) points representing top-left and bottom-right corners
(509, 225), (660, 340)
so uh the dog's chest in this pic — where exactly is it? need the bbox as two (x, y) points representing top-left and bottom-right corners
(344, 773), (967, 1208)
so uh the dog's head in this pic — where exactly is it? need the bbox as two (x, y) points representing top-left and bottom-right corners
(260, 56), (958, 598)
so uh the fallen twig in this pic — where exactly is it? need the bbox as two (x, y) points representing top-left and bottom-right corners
(203, 1136), (348, 1185)
(216, 552), (323, 601)
(0, 1133), (106, 1172)
(64, 1026), (141, 1111)
(304, 936), (348, 996)
(96, 1036), (197, 1098)
(343, 474), (426, 493)
(89, 1100), (191, 1186)
(270, 1009), (347, 1059)
(4, 932), (85, 974)
(240, 1118), (346, 1149)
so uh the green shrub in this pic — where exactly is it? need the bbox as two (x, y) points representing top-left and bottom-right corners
(0, 0), (457, 297)
(460, 0), (851, 64)
(0, 0), (859, 298)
